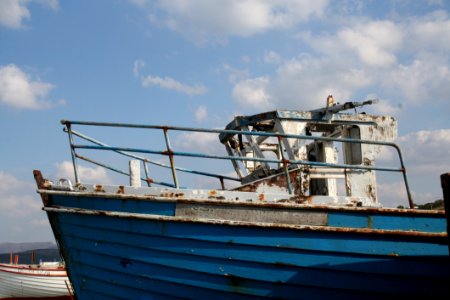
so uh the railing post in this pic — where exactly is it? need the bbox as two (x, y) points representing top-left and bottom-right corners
(440, 173), (450, 252)
(66, 123), (80, 184)
(129, 160), (141, 187)
(394, 145), (414, 208)
(142, 160), (151, 187)
(163, 128), (179, 189)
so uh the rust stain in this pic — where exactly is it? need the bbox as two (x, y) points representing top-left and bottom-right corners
(117, 186), (125, 194)
(234, 169), (303, 195)
(305, 196), (314, 204)
(159, 192), (185, 198)
(33, 170), (51, 206)
(160, 192), (175, 198)
(258, 194), (265, 201)
(366, 184), (376, 202)
(94, 185), (105, 193)
(363, 158), (373, 166)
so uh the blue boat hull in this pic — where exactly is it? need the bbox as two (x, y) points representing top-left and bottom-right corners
(39, 191), (450, 299)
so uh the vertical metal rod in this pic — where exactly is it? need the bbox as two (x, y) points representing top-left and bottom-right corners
(163, 128), (179, 188)
(225, 143), (243, 179)
(277, 136), (293, 194)
(394, 145), (414, 208)
(66, 123), (80, 184)
(440, 173), (450, 253)
(142, 161), (151, 187)
(219, 177), (225, 190)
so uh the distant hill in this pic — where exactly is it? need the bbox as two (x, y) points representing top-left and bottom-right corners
(0, 248), (62, 264)
(0, 242), (57, 254)
(397, 199), (445, 210)
(417, 199), (445, 210)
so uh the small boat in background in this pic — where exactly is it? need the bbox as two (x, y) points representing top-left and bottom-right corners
(0, 259), (73, 299)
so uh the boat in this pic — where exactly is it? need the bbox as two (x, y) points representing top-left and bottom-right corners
(34, 97), (450, 299)
(0, 261), (73, 299)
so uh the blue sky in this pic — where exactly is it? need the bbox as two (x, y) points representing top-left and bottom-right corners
(1, 0), (449, 243)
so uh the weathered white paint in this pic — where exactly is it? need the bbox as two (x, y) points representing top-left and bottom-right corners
(129, 160), (141, 187)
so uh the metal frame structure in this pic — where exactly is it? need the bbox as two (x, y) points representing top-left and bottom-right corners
(61, 108), (414, 208)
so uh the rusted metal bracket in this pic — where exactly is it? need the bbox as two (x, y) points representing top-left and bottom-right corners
(33, 170), (51, 206)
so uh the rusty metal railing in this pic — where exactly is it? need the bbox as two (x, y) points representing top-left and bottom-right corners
(61, 120), (414, 208)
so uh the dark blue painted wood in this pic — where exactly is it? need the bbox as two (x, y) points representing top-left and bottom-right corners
(48, 195), (450, 299)
(58, 222), (448, 277)
(57, 212), (447, 256)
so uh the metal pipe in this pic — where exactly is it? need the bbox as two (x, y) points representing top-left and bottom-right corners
(163, 128), (179, 189)
(390, 144), (414, 208)
(142, 161), (151, 187)
(277, 136), (293, 194)
(67, 128), (239, 182)
(72, 144), (405, 173)
(61, 119), (399, 148)
(62, 119), (413, 206)
(75, 154), (175, 188)
(65, 123), (80, 184)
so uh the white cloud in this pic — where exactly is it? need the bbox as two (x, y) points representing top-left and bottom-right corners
(374, 129), (450, 206)
(370, 100), (402, 116)
(382, 54), (450, 104)
(236, 11), (449, 113)
(300, 20), (403, 68)
(232, 76), (272, 110)
(263, 50), (281, 64)
(195, 105), (207, 123)
(174, 131), (224, 155)
(241, 56), (251, 63)
(222, 64), (249, 84)
(0, 171), (40, 217)
(140, 74), (207, 96)
(133, 59), (146, 77)
(378, 180), (440, 207)
(147, 0), (329, 43)
(274, 56), (372, 107)
(55, 161), (111, 184)
(377, 129), (450, 177)
(0, 171), (53, 242)
(230, 55), (372, 111)
(0, 64), (58, 109)
(0, 0), (30, 29)
(337, 21), (403, 67)
(36, 0), (59, 11)
(0, 0), (59, 29)
(0, 171), (25, 192)
(409, 10), (450, 52)
(397, 129), (450, 175)
(377, 181), (408, 207)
